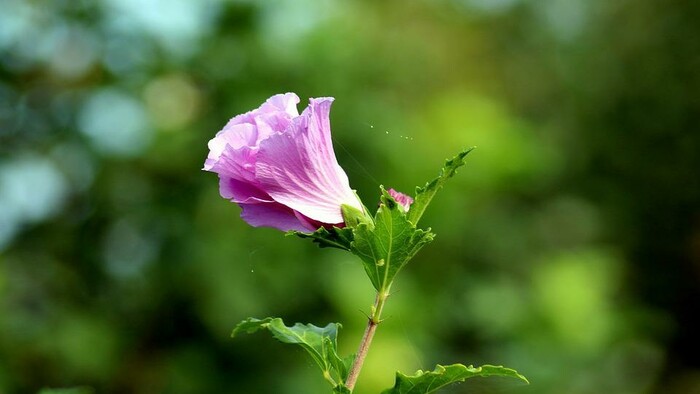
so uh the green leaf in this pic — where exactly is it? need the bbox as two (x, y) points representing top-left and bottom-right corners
(328, 342), (356, 383)
(407, 147), (475, 226)
(289, 226), (354, 251)
(232, 316), (275, 335)
(381, 364), (529, 394)
(351, 189), (435, 291)
(232, 317), (351, 388)
(38, 388), (93, 394)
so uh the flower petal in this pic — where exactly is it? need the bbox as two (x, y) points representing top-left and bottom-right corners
(205, 144), (257, 183)
(205, 123), (257, 168)
(239, 201), (316, 232)
(261, 93), (300, 118)
(387, 188), (414, 212)
(227, 93), (299, 125)
(208, 93), (300, 156)
(219, 176), (272, 203)
(225, 93), (299, 141)
(255, 97), (362, 224)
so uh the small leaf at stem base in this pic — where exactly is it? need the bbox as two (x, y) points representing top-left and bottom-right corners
(38, 388), (93, 394)
(381, 363), (528, 394)
(232, 317), (353, 389)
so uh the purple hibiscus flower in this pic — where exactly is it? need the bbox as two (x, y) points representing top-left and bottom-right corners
(204, 93), (364, 232)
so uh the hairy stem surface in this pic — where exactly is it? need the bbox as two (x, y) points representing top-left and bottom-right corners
(345, 288), (390, 391)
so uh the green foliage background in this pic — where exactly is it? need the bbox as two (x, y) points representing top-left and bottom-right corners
(1, 0), (699, 393)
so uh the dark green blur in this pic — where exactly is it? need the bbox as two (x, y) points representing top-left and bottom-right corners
(1, 1), (698, 393)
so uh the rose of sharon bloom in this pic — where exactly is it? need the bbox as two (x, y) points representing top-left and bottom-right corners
(388, 188), (413, 212)
(204, 93), (364, 232)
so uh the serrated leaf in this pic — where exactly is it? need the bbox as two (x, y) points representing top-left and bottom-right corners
(381, 363), (529, 394)
(407, 148), (474, 226)
(289, 226), (354, 251)
(351, 189), (435, 291)
(232, 316), (275, 335)
(232, 317), (339, 374)
(232, 317), (351, 388)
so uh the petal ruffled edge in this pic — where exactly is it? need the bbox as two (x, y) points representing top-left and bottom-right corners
(223, 92), (300, 131)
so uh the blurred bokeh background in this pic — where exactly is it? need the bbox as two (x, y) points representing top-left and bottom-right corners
(1, 0), (699, 393)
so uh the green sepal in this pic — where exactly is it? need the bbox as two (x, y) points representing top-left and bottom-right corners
(407, 147), (475, 225)
(381, 363), (529, 394)
(288, 226), (354, 251)
(332, 384), (352, 394)
(341, 204), (373, 228)
(232, 317), (352, 388)
(351, 188), (435, 291)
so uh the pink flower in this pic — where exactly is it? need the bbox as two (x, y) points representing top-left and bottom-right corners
(204, 93), (364, 232)
(388, 188), (413, 212)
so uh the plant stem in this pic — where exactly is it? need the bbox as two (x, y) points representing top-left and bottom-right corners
(345, 287), (390, 391)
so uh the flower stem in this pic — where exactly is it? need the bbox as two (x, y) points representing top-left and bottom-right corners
(345, 287), (390, 391)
